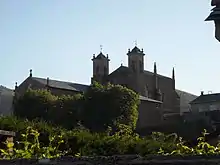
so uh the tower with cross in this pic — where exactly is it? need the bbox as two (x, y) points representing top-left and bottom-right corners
(91, 45), (110, 84)
(127, 41), (145, 74)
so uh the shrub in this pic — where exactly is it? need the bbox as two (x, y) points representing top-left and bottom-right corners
(14, 89), (82, 129)
(14, 82), (140, 131)
(81, 82), (140, 132)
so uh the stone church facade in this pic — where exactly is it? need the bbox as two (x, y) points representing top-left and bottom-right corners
(91, 46), (180, 114)
(14, 46), (197, 129)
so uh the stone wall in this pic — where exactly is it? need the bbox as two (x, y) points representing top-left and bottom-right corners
(2, 155), (220, 165)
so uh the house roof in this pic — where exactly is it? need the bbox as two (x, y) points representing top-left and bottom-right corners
(190, 93), (220, 104)
(32, 77), (89, 92)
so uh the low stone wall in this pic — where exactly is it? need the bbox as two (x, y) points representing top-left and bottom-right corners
(2, 155), (220, 165)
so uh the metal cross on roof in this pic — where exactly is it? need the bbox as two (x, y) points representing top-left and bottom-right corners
(134, 40), (137, 47)
(100, 45), (103, 52)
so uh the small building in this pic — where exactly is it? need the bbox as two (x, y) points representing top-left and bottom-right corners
(190, 91), (220, 113)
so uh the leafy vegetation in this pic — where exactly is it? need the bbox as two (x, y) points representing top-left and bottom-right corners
(14, 82), (139, 131)
(6, 82), (220, 159)
(1, 122), (220, 159)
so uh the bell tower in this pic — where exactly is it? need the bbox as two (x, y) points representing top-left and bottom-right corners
(91, 45), (110, 84)
(127, 42), (145, 73)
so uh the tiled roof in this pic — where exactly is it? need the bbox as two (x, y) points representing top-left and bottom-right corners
(32, 77), (89, 92)
(190, 93), (220, 104)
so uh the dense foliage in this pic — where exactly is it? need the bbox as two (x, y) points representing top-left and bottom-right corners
(81, 82), (139, 131)
(1, 117), (220, 159)
(14, 82), (139, 131)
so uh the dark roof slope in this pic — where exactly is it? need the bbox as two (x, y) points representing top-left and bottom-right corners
(176, 89), (198, 107)
(94, 52), (108, 60)
(0, 86), (14, 93)
(109, 66), (172, 80)
(32, 77), (89, 92)
(190, 93), (220, 104)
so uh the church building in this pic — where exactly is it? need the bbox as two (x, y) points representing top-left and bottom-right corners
(14, 45), (197, 129)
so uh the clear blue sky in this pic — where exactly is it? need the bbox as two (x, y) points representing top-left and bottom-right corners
(0, 0), (218, 95)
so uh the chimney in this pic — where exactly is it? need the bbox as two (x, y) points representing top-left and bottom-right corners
(201, 91), (204, 95)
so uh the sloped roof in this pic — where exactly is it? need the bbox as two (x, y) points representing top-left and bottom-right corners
(127, 46), (145, 55)
(109, 66), (172, 80)
(32, 77), (89, 92)
(190, 93), (220, 104)
(93, 52), (108, 60)
(0, 86), (14, 94)
(176, 89), (198, 108)
(32, 77), (161, 103)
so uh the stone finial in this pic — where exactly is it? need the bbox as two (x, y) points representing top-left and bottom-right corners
(154, 62), (157, 74)
(15, 82), (18, 89)
(172, 67), (175, 80)
(29, 69), (32, 77)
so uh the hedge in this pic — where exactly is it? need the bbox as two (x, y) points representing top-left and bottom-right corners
(0, 116), (219, 158)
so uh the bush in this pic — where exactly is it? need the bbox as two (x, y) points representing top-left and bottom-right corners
(1, 117), (220, 158)
(81, 82), (139, 132)
(14, 89), (82, 129)
(14, 82), (140, 131)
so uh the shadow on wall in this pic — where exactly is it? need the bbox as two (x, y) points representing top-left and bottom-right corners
(0, 86), (14, 116)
